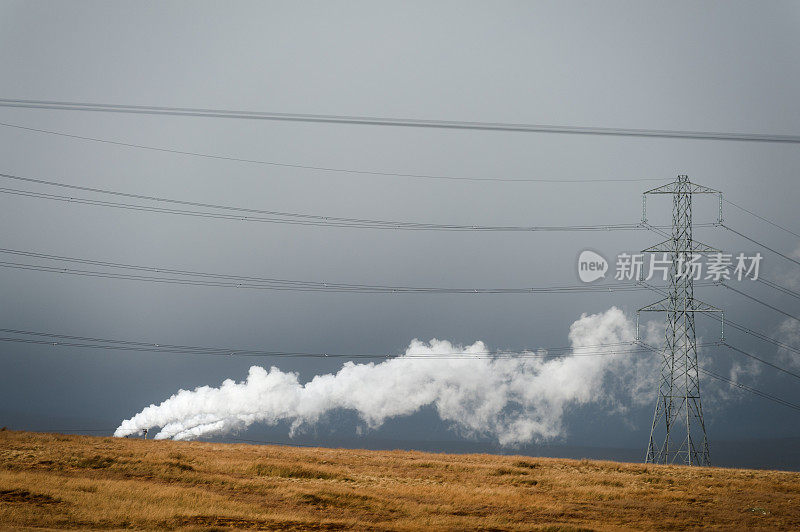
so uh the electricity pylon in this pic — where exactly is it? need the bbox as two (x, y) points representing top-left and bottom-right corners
(638, 175), (723, 466)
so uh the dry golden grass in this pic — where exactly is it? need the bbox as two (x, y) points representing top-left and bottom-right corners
(1, 429), (799, 530)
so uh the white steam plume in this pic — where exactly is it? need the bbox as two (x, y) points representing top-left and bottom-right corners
(115, 307), (656, 445)
(777, 318), (800, 370)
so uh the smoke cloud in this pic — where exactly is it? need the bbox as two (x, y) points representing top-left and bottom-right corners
(115, 307), (657, 445)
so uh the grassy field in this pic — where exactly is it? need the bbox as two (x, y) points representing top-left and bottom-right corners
(1, 430), (799, 530)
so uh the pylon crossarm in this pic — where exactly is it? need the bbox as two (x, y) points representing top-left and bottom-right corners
(686, 241), (720, 253)
(641, 239), (672, 253)
(641, 175), (723, 226)
(641, 240), (720, 253)
(688, 298), (722, 313)
(687, 183), (721, 195)
(643, 182), (681, 195)
(638, 298), (670, 312)
(638, 298), (721, 314)
(643, 179), (720, 196)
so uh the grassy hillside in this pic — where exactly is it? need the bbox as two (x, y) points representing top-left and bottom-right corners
(1, 430), (799, 530)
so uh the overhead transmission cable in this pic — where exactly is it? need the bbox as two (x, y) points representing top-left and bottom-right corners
(2, 98), (800, 143)
(724, 318), (800, 356)
(0, 247), (671, 294)
(636, 340), (800, 413)
(641, 224), (800, 350)
(701, 368), (800, 413)
(637, 279), (800, 356)
(0, 327), (658, 359)
(634, 298), (800, 382)
(722, 224), (800, 268)
(724, 199), (800, 239)
(755, 276), (800, 301)
(0, 173), (668, 232)
(721, 343), (800, 382)
(645, 211), (800, 272)
(0, 261), (662, 294)
(0, 122), (665, 184)
(720, 282), (800, 323)
(2, 336), (661, 359)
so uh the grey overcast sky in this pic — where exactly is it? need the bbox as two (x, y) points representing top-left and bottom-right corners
(0, 1), (799, 468)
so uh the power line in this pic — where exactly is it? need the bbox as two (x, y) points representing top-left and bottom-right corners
(0, 328), (657, 359)
(722, 224), (800, 267)
(636, 339), (800, 413)
(2, 98), (800, 143)
(2, 336), (658, 359)
(0, 122), (666, 184)
(0, 326), (630, 356)
(7, 326), (621, 356)
(725, 317), (800, 356)
(0, 247), (667, 294)
(648, 211), (800, 277)
(700, 368), (800, 413)
(0, 260), (656, 294)
(638, 279), (800, 356)
(725, 199), (800, 239)
(721, 283), (800, 323)
(0, 175), (662, 232)
(722, 342), (800, 381)
(756, 276), (800, 301)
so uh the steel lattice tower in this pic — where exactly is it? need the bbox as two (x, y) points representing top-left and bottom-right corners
(638, 175), (723, 466)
